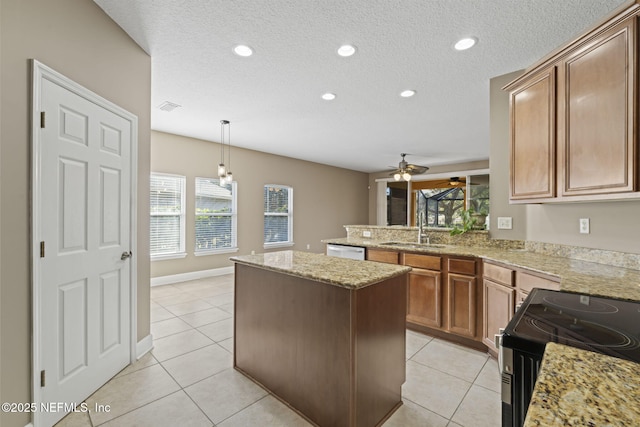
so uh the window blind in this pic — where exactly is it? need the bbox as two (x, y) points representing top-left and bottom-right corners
(150, 174), (185, 256)
(195, 177), (237, 252)
(264, 185), (293, 244)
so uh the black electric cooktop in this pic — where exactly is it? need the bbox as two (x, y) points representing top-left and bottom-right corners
(502, 288), (640, 362)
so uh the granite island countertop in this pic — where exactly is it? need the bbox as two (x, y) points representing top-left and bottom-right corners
(524, 342), (640, 427)
(230, 250), (411, 290)
(322, 237), (640, 301)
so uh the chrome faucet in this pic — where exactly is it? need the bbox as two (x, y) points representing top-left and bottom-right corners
(417, 215), (428, 244)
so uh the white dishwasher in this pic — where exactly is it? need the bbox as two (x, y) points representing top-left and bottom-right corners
(326, 244), (365, 260)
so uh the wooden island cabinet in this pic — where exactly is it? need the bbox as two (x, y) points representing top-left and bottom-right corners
(232, 251), (410, 427)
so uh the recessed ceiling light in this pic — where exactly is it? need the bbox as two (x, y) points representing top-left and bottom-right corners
(400, 90), (416, 98)
(233, 45), (253, 57)
(321, 93), (336, 101)
(337, 44), (357, 57)
(454, 37), (477, 51)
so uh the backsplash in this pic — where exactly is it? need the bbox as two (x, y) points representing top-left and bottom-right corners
(343, 225), (524, 249)
(526, 241), (640, 271)
(343, 225), (640, 271)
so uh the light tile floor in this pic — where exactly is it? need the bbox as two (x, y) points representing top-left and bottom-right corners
(56, 274), (501, 427)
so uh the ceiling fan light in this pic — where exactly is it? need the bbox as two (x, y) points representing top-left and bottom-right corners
(403, 172), (412, 181)
(394, 173), (401, 181)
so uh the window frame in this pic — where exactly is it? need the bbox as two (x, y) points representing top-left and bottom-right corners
(150, 172), (187, 261)
(263, 184), (294, 249)
(194, 177), (238, 256)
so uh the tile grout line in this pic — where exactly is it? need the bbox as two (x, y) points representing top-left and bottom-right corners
(446, 357), (495, 426)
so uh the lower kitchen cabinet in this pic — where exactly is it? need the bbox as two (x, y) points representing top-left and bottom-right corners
(447, 273), (477, 338)
(407, 268), (442, 328)
(483, 278), (515, 352)
(482, 260), (560, 355)
(404, 253), (482, 346)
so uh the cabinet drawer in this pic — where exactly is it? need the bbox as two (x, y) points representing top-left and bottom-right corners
(483, 262), (514, 286)
(448, 257), (476, 275)
(402, 253), (441, 270)
(516, 271), (560, 293)
(367, 249), (399, 264)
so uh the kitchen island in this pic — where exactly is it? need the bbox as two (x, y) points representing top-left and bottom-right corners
(230, 251), (411, 427)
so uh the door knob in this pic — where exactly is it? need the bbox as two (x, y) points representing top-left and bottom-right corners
(121, 251), (132, 260)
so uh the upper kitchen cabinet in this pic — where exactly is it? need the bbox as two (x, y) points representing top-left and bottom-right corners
(558, 17), (636, 197)
(509, 66), (556, 200)
(504, 4), (640, 203)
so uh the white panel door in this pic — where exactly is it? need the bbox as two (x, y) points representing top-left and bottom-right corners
(37, 75), (132, 426)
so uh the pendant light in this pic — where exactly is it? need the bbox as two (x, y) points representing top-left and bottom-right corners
(225, 120), (233, 183)
(218, 120), (233, 184)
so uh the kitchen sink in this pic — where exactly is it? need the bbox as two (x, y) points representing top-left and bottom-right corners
(379, 242), (447, 249)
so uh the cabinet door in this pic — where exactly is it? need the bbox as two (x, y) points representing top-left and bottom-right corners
(558, 17), (636, 196)
(483, 279), (515, 352)
(509, 66), (556, 200)
(407, 269), (442, 328)
(446, 273), (476, 338)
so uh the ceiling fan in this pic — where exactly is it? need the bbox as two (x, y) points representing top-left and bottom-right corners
(388, 153), (429, 181)
(425, 176), (479, 188)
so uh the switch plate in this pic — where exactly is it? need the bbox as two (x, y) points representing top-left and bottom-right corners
(579, 218), (590, 234)
(497, 217), (512, 230)
(363, 230), (372, 237)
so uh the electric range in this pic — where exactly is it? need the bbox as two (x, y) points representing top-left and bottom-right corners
(499, 288), (640, 427)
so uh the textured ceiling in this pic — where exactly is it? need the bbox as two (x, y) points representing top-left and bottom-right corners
(94, 0), (628, 173)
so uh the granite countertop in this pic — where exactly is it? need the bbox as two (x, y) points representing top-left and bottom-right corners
(230, 250), (411, 290)
(322, 237), (640, 301)
(524, 343), (640, 426)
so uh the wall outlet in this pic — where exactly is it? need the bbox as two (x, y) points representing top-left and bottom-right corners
(306, 244), (310, 250)
(363, 230), (372, 238)
(579, 218), (590, 234)
(251, 250), (255, 255)
(497, 217), (513, 230)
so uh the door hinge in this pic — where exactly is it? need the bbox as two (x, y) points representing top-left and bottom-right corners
(40, 111), (46, 128)
(40, 370), (45, 387)
(40, 241), (45, 258)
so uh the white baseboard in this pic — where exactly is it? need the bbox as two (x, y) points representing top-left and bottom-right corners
(136, 334), (154, 359)
(151, 266), (234, 287)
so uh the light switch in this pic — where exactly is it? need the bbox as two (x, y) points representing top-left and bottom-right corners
(497, 217), (512, 230)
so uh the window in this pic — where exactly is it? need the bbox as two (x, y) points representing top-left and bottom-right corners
(264, 185), (293, 247)
(195, 177), (237, 254)
(150, 173), (186, 259)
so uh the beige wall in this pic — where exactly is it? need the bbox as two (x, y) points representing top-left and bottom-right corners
(491, 70), (640, 254)
(151, 131), (369, 278)
(489, 70), (527, 240)
(367, 160), (490, 225)
(1, 1), (151, 425)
